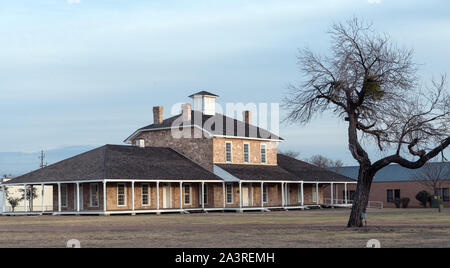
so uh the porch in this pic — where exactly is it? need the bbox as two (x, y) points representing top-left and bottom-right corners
(1, 180), (355, 215)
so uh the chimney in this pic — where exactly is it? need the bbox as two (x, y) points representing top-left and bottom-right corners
(243, 110), (252, 125)
(181, 103), (192, 121)
(153, 106), (163, 125)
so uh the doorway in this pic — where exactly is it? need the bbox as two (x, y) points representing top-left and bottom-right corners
(242, 185), (253, 207)
(162, 183), (171, 209)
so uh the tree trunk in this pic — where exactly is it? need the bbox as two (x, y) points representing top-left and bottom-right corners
(347, 167), (374, 227)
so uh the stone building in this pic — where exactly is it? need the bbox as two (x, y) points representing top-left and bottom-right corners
(2, 91), (355, 215)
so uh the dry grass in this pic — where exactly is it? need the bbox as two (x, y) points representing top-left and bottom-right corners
(1, 208), (450, 248)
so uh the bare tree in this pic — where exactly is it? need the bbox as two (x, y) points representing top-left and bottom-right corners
(413, 161), (450, 197)
(280, 150), (301, 159)
(307, 155), (343, 169)
(284, 18), (450, 227)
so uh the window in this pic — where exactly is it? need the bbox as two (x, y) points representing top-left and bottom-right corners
(184, 184), (191, 205)
(142, 184), (150, 206)
(243, 143), (250, 163)
(263, 184), (269, 203)
(90, 183), (99, 207)
(394, 189), (401, 200)
(61, 184), (68, 208)
(200, 184), (208, 204)
(260, 144), (267, 164)
(387, 190), (393, 203)
(117, 184), (126, 206)
(136, 139), (145, 148)
(436, 188), (449, 202)
(226, 184), (233, 204)
(443, 188), (449, 202)
(225, 142), (232, 162)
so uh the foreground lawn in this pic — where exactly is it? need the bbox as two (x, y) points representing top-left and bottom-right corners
(0, 208), (449, 248)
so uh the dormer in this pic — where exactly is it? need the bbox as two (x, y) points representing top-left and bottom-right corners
(189, 91), (219, 116)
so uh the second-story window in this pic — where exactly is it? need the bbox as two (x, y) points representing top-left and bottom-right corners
(243, 143), (250, 163)
(260, 144), (267, 164)
(225, 142), (232, 162)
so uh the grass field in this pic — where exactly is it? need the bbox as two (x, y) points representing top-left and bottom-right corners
(1, 208), (450, 248)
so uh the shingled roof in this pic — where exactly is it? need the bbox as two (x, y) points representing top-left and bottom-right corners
(216, 163), (299, 181)
(5, 145), (222, 184)
(125, 110), (283, 143)
(277, 154), (355, 182)
(188, 91), (219, 98)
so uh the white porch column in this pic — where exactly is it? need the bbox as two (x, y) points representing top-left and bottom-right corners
(180, 182), (183, 210)
(344, 183), (348, 204)
(201, 182), (205, 210)
(335, 184), (339, 204)
(131, 181), (135, 212)
(30, 185), (33, 211)
(260, 182), (264, 208)
(222, 182), (226, 209)
(41, 184), (45, 213)
(76, 183), (80, 212)
(330, 183), (334, 205)
(24, 184), (28, 212)
(300, 182), (304, 206)
(239, 182), (242, 210)
(281, 182), (285, 207)
(103, 181), (107, 212)
(57, 183), (62, 212)
(156, 181), (160, 210)
(2, 185), (6, 213)
(316, 183), (319, 205)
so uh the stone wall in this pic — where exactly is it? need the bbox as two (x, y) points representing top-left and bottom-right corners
(134, 128), (214, 171)
(213, 138), (277, 165)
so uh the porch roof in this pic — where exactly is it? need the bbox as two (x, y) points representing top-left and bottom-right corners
(277, 154), (355, 183)
(215, 163), (300, 181)
(4, 145), (222, 184)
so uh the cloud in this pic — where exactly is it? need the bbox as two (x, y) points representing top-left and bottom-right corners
(67, 0), (81, 4)
(368, 0), (381, 4)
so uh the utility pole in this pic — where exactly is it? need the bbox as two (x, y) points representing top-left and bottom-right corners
(39, 150), (47, 169)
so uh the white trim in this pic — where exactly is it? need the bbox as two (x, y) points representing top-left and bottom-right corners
(4, 179), (104, 186)
(103, 182), (107, 212)
(76, 183), (80, 212)
(243, 142), (250, 163)
(183, 183), (192, 205)
(212, 135), (283, 142)
(225, 183), (234, 204)
(117, 183), (127, 207)
(131, 181), (135, 212)
(141, 183), (151, 206)
(201, 183), (208, 205)
(260, 143), (267, 164)
(225, 141), (233, 163)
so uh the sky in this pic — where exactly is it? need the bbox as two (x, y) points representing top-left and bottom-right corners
(0, 0), (449, 168)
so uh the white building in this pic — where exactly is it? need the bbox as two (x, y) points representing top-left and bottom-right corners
(1, 178), (53, 213)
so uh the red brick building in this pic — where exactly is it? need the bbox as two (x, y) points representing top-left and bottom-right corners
(329, 163), (450, 208)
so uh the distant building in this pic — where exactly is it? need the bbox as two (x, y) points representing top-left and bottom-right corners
(331, 163), (450, 208)
(1, 178), (53, 213)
